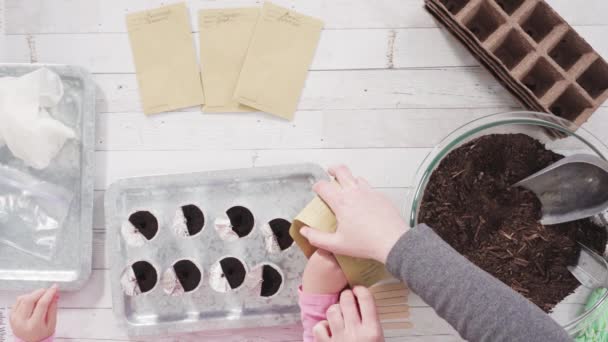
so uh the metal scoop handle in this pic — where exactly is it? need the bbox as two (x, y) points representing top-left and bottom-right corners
(567, 243), (608, 289)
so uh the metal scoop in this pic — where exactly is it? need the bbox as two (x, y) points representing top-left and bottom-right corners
(515, 154), (608, 225)
(568, 243), (608, 289)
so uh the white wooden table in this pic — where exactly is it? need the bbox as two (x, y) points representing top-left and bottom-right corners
(2, 0), (608, 341)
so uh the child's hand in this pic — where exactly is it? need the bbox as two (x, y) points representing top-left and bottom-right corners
(300, 166), (409, 263)
(302, 249), (348, 294)
(314, 287), (384, 342)
(10, 285), (59, 342)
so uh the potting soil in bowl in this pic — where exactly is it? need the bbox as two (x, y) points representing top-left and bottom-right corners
(419, 133), (608, 312)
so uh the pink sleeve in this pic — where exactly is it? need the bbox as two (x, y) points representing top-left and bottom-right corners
(298, 286), (340, 342)
(14, 335), (54, 342)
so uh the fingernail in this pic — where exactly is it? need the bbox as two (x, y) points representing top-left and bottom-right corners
(300, 227), (309, 237)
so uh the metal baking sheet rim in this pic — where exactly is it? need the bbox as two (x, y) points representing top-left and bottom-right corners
(0, 63), (96, 291)
(105, 163), (328, 336)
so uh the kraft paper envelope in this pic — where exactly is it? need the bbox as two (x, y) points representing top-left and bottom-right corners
(290, 194), (390, 287)
(127, 3), (204, 114)
(199, 8), (259, 112)
(234, 2), (323, 120)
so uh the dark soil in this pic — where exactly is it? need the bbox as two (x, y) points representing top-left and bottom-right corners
(128, 211), (158, 240)
(419, 134), (608, 312)
(261, 265), (283, 297)
(269, 218), (294, 251)
(181, 204), (205, 236)
(132, 261), (157, 293)
(173, 260), (201, 292)
(226, 206), (255, 238)
(220, 257), (247, 289)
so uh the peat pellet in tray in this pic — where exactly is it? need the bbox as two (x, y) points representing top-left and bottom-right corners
(172, 204), (205, 237)
(260, 264), (283, 297)
(245, 263), (284, 298)
(418, 134), (608, 312)
(106, 164), (328, 336)
(162, 259), (203, 295)
(209, 256), (248, 293)
(214, 206), (255, 241)
(122, 210), (159, 246)
(261, 218), (295, 253)
(120, 261), (158, 296)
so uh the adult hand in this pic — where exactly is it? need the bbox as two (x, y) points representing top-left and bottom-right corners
(300, 165), (409, 263)
(10, 285), (59, 342)
(313, 287), (384, 342)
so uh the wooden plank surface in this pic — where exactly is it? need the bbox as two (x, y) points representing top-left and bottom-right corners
(5, 0), (608, 32)
(1, 0), (607, 340)
(94, 108), (608, 151)
(91, 69), (518, 114)
(5, 27), (608, 72)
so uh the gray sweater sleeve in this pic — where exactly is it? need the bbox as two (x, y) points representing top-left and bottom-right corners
(385, 224), (570, 342)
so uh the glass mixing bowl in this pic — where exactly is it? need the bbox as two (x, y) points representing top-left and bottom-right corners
(406, 111), (608, 336)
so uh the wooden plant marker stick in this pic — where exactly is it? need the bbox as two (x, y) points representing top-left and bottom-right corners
(377, 304), (409, 314)
(375, 296), (407, 306)
(379, 310), (410, 320)
(382, 322), (413, 330)
(370, 282), (408, 293)
(373, 289), (408, 300)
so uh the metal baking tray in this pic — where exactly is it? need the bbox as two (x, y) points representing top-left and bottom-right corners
(105, 164), (327, 336)
(0, 64), (95, 291)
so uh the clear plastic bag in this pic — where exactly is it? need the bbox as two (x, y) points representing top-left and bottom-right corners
(0, 165), (73, 260)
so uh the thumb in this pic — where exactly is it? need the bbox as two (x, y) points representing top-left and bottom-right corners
(300, 227), (343, 254)
(46, 294), (58, 331)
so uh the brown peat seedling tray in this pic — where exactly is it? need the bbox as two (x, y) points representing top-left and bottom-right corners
(426, 0), (608, 125)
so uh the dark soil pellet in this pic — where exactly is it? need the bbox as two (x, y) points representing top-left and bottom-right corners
(269, 218), (294, 251)
(220, 257), (246, 289)
(128, 211), (158, 240)
(261, 265), (282, 297)
(132, 261), (157, 293)
(173, 260), (201, 292)
(419, 134), (607, 312)
(181, 205), (205, 236)
(226, 206), (254, 237)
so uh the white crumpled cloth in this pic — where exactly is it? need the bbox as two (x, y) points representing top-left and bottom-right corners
(0, 68), (75, 169)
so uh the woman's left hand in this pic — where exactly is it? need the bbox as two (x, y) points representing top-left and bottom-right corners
(314, 287), (384, 342)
